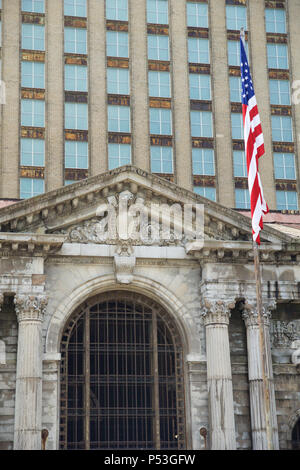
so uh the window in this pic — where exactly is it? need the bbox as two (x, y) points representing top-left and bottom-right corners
(186, 2), (208, 28)
(65, 141), (88, 169)
(148, 71), (171, 98)
(21, 138), (45, 166)
(190, 111), (213, 137)
(233, 150), (247, 177)
(267, 44), (288, 69)
(226, 5), (247, 31)
(271, 115), (293, 142)
(265, 8), (286, 34)
(229, 76), (242, 103)
(65, 102), (88, 130)
(148, 35), (169, 61)
(107, 68), (130, 95)
(192, 149), (215, 175)
(147, 0), (168, 24)
(228, 40), (248, 66)
(21, 61), (45, 89)
(108, 105), (131, 133)
(194, 186), (216, 202)
(189, 74), (211, 101)
(64, 0), (87, 17)
(20, 178), (44, 199)
(106, 0), (128, 21)
(65, 180), (75, 186)
(65, 28), (87, 54)
(269, 79), (290, 105)
(108, 143), (131, 170)
(188, 38), (210, 64)
(149, 108), (172, 135)
(235, 188), (250, 209)
(150, 146), (173, 173)
(21, 99), (45, 127)
(107, 31), (129, 58)
(22, 24), (45, 51)
(231, 113), (243, 140)
(274, 153), (296, 180)
(276, 190), (298, 210)
(22, 0), (45, 13)
(65, 65), (88, 92)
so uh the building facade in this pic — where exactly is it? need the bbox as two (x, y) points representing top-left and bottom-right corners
(0, 0), (300, 211)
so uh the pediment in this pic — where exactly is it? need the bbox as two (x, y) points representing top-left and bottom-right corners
(0, 166), (294, 249)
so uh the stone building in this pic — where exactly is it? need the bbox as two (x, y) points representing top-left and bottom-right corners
(0, 166), (299, 450)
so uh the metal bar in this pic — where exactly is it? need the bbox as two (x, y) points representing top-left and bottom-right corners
(152, 310), (161, 450)
(84, 310), (90, 450)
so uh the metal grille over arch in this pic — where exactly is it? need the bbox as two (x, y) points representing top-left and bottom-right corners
(59, 291), (186, 450)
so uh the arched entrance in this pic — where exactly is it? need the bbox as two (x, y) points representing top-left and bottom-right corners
(292, 418), (300, 450)
(59, 291), (186, 450)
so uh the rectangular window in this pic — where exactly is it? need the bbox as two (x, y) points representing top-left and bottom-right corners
(21, 61), (45, 89)
(64, 28), (87, 54)
(190, 111), (213, 137)
(276, 190), (298, 210)
(228, 40), (248, 67)
(226, 5), (247, 31)
(65, 64), (88, 92)
(64, 0), (87, 17)
(194, 186), (216, 202)
(271, 115), (293, 142)
(107, 31), (129, 58)
(186, 2), (208, 28)
(189, 74), (211, 100)
(188, 38), (210, 64)
(65, 102), (88, 130)
(235, 188), (250, 209)
(269, 79), (290, 105)
(231, 113), (243, 140)
(148, 71), (171, 98)
(108, 143), (131, 170)
(65, 141), (88, 169)
(108, 105), (131, 133)
(229, 76), (242, 103)
(148, 35), (169, 61)
(149, 108), (172, 135)
(22, 0), (45, 13)
(20, 178), (44, 199)
(20, 138), (45, 166)
(265, 8), (286, 34)
(107, 68), (130, 95)
(106, 0), (128, 21)
(150, 146), (173, 173)
(147, 0), (168, 24)
(267, 44), (288, 69)
(274, 153), (296, 180)
(22, 24), (45, 51)
(233, 150), (247, 177)
(192, 149), (215, 175)
(21, 99), (45, 127)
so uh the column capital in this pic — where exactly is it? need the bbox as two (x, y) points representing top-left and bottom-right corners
(241, 299), (276, 328)
(201, 299), (235, 326)
(14, 294), (48, 322)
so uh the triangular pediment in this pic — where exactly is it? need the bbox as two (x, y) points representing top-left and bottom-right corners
(0, 166), (294, 248)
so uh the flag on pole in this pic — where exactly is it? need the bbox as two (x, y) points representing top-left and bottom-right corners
(240, 31), (269, 245)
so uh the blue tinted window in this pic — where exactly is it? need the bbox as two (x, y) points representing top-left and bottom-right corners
(186, 2), (208, 28)
(64, 0), (87, 17)
(235, 188), (250, 209)
(194, 186), (216, 202)
(21, 99), (45, 127)
(149, 108), (172, 135)
(148, 71), (171, 98)
(108, 105), (131, 133)
(22, 0), (45, 13)
(192, 149), (215, 175)
(271, 116), (293, 142)
(106, 0), (128, 21)
(65, 64), (88, 91)
(274, 153), (296, 180)
(265, 8), (286, 33)
(189, 74), (211, 100)
(150, 146), (173, 173)
(226, 5), (247, 30)
(228, 40), (248, 66)
(276, 190), (298, 210)
(233, 150), (247, 177)
(65, 141), (88, 169)
(108, 143), (131, 170)
(190, 111), (213, 137)
(148, 35), (169, 61)
(269, 79), (290, 105)
(22, 24), (45, 51)
(21, 61), (45, 89)
(107, 68), (130, 95)
(21, 138), (45, 166)
(107, 31), (129, 58)
(65, 102), (88, 130)
(20, 178), (44, 199)
(231, 113), (243, 140)
(267, 44), (288, 69)
(188, 38), (209, 64)
(64, 28), (87, 54)
(229, 76), (242, 103)
(147, 0), (168, 24)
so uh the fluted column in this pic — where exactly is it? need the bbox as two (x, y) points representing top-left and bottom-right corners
(13, 294), (48, 450)
(242, 301), (279, 450)
(202, 300), (236, 450)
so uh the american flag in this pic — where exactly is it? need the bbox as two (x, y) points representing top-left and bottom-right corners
(240, 34), (269, 245)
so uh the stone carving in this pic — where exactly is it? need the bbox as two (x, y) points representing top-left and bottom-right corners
(241, 300), (276, 328)
(201, 299), (236, 325)
(291, 340), (300, 365)
(0, 340), (6, 365)
(270, 320), (300, 348)
(114, 243), (136, 284)
(14, 294), (48, 322)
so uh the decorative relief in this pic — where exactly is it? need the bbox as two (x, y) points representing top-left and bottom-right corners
(270, 320), (300, 348)
(14, 294), (48, 322)
(241, 300), (276, 328)
(201, 299), (236, 326)
(114, 243), (136, 284)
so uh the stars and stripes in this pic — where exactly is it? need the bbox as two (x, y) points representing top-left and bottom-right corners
(240, 34), (269, 245)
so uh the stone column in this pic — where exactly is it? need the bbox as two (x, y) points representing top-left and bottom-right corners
(242, 301), (279, 450)
(13, 294), (48, 450)
(201, 299), (236, 450)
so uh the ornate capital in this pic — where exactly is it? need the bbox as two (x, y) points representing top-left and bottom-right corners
(241, 300), (276, 328)
(14, 294), (48, 322)
(201, 299), (235, 326)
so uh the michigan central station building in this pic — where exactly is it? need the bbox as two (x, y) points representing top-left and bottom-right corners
(0, 0), (300, 451)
